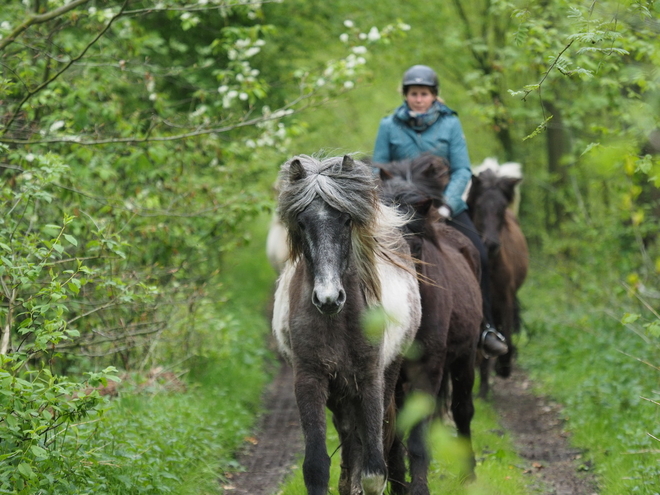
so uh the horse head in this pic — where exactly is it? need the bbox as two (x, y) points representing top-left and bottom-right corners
(278, 154), (376, 315)
(467, 169), (522, 257)
(378, 153), (450, 208)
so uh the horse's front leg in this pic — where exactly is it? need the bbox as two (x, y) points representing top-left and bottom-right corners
(355, 373), (388, 495)
(331, 403), (363, 495)
(295, 371), (331, 495)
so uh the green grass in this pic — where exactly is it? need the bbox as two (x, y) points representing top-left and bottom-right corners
(277, 396), (529, 495)
(517, 261), (660, 495)
(69, 213), (279, 495)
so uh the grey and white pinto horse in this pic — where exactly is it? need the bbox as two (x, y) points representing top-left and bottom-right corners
(272, 154), (422, 495)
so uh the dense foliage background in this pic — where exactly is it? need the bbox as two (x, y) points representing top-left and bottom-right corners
(1, 0), (658, 493)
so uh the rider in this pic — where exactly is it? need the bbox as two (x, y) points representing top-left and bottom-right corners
(372, 64), (508, 358)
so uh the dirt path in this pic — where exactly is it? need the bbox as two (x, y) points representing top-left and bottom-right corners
(224, 363), (598, 495)
(491, 368), (599, 495)
(223, 362), (303, 495)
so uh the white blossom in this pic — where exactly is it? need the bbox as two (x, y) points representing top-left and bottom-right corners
(25, 153), (35, 162)
(399, 23), (411, 31)
(367, 27), (381, 41)
(352, 46), (367, 55)
(316, 78), (326, 87)
(149, 93), (157, 101)
(49, 121), (65, 132)
(218, 85), (229, 93)
(344, 81), (355, 89)
(245, 47), (261, 58)
(343, 20), (354, 28)
(239, 92), (249, 101)
(359, 33), (367, 40)
(339, 33), (349, 43)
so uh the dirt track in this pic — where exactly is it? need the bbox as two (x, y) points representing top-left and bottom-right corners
(224, 362), (598, 495)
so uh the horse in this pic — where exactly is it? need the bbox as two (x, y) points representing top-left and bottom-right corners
(378, 155), (483, 493)
(466, 161), (529, 398)
(272, 154), (422, 495)
(265, 213), (288, 273)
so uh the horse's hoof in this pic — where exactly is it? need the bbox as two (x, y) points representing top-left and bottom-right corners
(361, 473), (386, 495)
(494, 358), (512, 377)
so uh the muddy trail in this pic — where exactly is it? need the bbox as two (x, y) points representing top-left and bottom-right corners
(224, 362), (598, 495)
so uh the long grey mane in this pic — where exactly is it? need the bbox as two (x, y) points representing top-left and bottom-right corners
(278, 154), (377, 229)
(277, 154), (410, 305)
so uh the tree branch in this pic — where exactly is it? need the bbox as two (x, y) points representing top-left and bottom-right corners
(0, 0), (90, 53)
(0, 289), (16, 355)
(0, 93), (311, 145)
(521, 39), (575, 101)
(1, 0), (129, 135)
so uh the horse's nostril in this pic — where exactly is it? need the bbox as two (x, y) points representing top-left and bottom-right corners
(312, 287), (345, 314)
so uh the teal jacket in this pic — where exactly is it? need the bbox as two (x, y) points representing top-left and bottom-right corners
(373, 101), (472, 216)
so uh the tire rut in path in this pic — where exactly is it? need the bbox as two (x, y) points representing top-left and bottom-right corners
(223, 362), (302, 495)
(490, 366), (599, 495)
(224, 362), (599, 495)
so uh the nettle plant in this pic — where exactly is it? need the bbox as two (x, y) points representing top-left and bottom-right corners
(0, 148), (155, 492)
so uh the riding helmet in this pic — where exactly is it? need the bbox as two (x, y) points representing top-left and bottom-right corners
(402, 65), (439, 94)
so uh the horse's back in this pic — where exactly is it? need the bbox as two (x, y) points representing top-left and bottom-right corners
(418, 227), (482, 350)
(500, 210), (528, 290)
(433, 221), (481, 280)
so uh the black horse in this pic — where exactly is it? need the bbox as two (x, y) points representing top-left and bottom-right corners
(467, 164), (529, 397)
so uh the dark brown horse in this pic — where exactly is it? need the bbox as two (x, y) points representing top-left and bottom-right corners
(466, 165), (529, 398)
(272, 155), (422, 495)
(378, 156), (482, 494)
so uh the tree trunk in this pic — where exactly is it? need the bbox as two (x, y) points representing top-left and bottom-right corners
(542, 100), (570, 230)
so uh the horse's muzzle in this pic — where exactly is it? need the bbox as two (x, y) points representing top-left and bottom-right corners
(312, 287), (346, 315)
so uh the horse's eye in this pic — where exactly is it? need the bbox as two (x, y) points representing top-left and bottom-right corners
(345, 217), (352, 227)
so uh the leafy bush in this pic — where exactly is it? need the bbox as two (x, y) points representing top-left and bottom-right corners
(0, 149), (133, 493)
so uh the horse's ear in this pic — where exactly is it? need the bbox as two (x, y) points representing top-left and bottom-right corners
(466, 174), (480, 206)
(415, 198), (433, 216)
(498, 177), (522, 203)
(341, 154), (355, 172)
(289, 159), (306, 182)
(378, 166), (394, 181)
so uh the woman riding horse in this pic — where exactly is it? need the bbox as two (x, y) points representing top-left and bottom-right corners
(373, 64), (507, 358)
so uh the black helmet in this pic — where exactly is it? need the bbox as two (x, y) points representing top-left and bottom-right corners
(402, 65), (439, 93)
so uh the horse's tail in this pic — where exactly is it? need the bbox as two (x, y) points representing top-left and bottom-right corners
(513, 295), (523, 334)
(436, 370), (452, 422)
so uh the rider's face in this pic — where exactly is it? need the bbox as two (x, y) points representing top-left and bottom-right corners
(405, 85), (435, 113)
